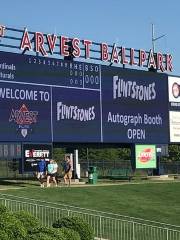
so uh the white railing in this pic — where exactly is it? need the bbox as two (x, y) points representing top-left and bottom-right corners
(0, 194), (179, 240)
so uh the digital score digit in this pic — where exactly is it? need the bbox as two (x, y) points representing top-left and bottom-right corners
(84, 64), (100, 89)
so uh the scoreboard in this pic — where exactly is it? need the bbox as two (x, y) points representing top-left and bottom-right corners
(0, 51), (169, 144)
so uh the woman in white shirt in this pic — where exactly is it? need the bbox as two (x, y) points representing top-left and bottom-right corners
(47, 159), (58, 187)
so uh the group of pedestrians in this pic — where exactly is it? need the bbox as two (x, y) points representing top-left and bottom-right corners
(36, 156), (72, 188)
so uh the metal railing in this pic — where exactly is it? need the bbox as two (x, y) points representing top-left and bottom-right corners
(0, 194), (180, 240)
(79, 160), (180, 178)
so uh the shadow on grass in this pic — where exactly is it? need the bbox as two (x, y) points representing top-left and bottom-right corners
(0, 178), (39, 188)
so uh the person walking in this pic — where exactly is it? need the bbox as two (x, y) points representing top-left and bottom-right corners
(63, 156), (72, 186)
(47, 159), (58, 187)
(36, 158), (47, 188)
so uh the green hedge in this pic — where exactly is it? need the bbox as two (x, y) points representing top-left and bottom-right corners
(60, 227), (81, 240)
(0, 205), (94, 240)
(27, 226), (81, 240)
(28, 226), (66, 240)
(14, 211), (41, 232)
(0, 210), (27, 239)
(0, 204), (8, 214)
(0, 229), (10, 240)
(52, 216), (94, 240)
(25, 232), (57, 240)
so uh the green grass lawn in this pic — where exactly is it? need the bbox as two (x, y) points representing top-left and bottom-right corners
(1, 181), (180, 226)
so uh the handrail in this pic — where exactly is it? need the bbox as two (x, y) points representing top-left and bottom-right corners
(0, 193), (179, 230)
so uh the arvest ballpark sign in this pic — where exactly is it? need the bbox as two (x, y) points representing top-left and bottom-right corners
(0, 25), (173, 73)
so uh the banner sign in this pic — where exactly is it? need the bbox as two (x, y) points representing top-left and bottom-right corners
(0, 51), (170, 144)
(135, 144), (157, 169)
(52, 87), (101, 142)
(101, 66), (169, 143)
(22, 143), (52, 172)
(0, 81), (52, 142)
(168, 76), (180, 142)
(169, 111), (180, 142)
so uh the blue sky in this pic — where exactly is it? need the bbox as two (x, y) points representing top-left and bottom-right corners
(1, 0), (180, 75)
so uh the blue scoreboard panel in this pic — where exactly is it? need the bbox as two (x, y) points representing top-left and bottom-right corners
(0, 51), (169, 144)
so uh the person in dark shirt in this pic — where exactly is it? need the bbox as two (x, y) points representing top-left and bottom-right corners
(37, 159), (47, 187)
(63, 156), (72, 186)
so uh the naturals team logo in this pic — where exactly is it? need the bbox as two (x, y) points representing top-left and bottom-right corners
(9, 104), (38, 137)
(137, 148), (153, 163)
